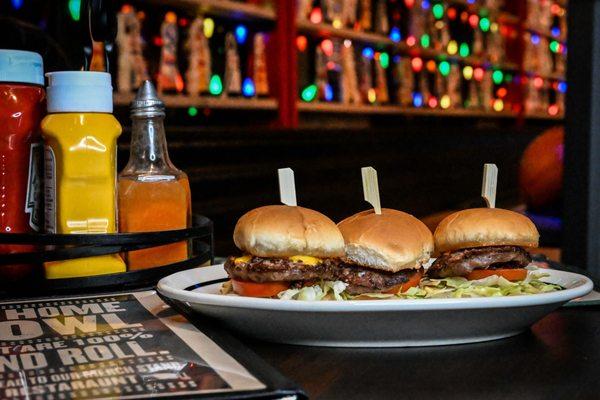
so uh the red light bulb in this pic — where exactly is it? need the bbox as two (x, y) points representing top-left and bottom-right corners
(321, 39), (334, 57)
(296, 36), (308, 52)
(310, 7), (323, 24)
(411, 57), (423, 72)
(474, 67), (484, 81)
(448, 7), (457, 20)
(468, 14), (479, 28)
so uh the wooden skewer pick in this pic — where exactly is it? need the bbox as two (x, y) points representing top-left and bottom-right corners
(481, 163), (498, 208)
(361, 166), (382, 215)
(278, 168), (297, 206)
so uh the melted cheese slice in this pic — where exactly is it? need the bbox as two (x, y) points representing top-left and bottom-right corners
(234, 255), (252, 264)
(234, 255), (322, 266)
(288, 255), (322, 266)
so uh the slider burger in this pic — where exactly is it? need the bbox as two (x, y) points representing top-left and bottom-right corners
(336, 209), (434, 295)
(224, 205), (345, 297)
(428, 208), (539, 281)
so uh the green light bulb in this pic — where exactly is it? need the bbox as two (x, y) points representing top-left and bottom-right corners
(209, 75), (223, 96)
(492, 70), (503, 85)
(68, 0), (81, 21)
(432, 3), (444, 19)
(504, 73), (513, 83)
(301, 84), (318, 102)
(187, 107), (198, 117)
(439, 61), (450, 76)
(421, 34), (430, 48)
(459, 43), (470, 57)
(479, 17), (490, 32)
(379, 52), (390, 69)
(549, 41), (560, 53)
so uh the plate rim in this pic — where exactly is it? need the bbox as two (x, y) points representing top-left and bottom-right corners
(157, 264), (594, 312)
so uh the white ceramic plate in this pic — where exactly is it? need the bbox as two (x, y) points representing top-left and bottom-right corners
(157, 264), (593, 347)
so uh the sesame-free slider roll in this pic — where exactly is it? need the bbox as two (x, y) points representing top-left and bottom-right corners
(224, 205), (345, 297)
(336, 208), (434, 295)
(427, 208), (539, 282)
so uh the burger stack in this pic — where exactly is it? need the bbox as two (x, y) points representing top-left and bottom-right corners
(224, 205), (540, 298)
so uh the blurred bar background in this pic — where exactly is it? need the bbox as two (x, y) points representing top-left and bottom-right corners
(0, 0), (567, 256)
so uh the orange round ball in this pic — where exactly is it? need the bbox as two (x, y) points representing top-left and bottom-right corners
(519, 126), (564, 209)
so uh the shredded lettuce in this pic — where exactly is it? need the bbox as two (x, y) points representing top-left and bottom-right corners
(407, 271), (562, 299)
(220, 268), (563, 301)
(220, 280), (233, 294)
(278, 281), (348, 301)
(275, 269), (562, 300)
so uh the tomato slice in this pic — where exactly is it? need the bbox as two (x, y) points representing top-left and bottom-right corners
(384, 270), (423, 294)
(466, 268), (528, 282)
(231, 279), (290, 298)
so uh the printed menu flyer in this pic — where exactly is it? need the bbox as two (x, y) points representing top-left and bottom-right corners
(0, 291), (268, 399)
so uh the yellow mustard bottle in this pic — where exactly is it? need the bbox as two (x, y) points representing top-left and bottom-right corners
(42, 71), (125, 278)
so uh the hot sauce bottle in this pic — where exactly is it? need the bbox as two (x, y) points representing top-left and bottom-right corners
(118, 81), (191, 270)
(0, 50), (45, 281)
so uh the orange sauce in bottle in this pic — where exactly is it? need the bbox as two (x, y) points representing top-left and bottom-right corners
(118, 81), (192, 270)
(118, 177), (191, 269)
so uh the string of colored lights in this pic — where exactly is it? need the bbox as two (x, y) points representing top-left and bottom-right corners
(296, 0), (565, 116)
(298, 35), (565, 115)
(8, 0), (562, 118)
(150, 17), (257, 100)
(299, 2), (521, 76)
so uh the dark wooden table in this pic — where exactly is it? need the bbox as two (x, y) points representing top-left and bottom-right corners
(241, 306), (600, 399)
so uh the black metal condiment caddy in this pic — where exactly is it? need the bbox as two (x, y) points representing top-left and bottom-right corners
(0, 215), (213, 296)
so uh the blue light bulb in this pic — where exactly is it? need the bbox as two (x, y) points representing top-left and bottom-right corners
(324, 84), (334, 101)
(389, 27), (401, 43)
(413, 92), (423, 108)
(531, 34), (540, 45)
(11, 0), (24, 9)
(551, 27), (561, 37)
(422, 0), (430, 9)
(235, 25), (248, 45)
(242, 78), (255, 97)
(362, 47), (374, 59)
(557, 81), (567, 93)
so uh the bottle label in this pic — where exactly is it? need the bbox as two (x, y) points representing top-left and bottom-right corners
(44, 145), (56, 233)
(25, 142), (43, 231)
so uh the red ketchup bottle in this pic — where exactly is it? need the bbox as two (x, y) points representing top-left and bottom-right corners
(0, 50), (45, 281)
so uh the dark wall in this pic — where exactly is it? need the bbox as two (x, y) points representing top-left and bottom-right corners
(118, 120), (554, 255)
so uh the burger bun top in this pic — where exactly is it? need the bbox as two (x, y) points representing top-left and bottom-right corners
(434, 208), (539, 254)
(337, 208), (434, 273)
(233, 205), (345, 258)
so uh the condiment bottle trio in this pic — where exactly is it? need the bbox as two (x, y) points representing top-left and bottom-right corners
(0, 49), (191, 282)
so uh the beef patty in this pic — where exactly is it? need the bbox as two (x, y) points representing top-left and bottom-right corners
(428, 245), (532, 278)
(334, 263), (420, 295)
(224, 256), (331, 283)
(224, 256), (421, 295)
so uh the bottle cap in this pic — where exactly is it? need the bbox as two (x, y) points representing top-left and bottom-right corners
(46, 71), (113, 113)
(131, 80), (165, 118)
(0, 50), (44, 86)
